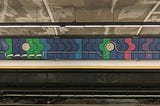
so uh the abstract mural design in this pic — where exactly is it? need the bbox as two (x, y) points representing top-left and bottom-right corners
(0, 37), (160, 60)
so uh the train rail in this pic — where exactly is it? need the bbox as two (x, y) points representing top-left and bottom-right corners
(0, 69), (158, 98)
(2, 89), (160, 98)
(0, 69), (159, 104)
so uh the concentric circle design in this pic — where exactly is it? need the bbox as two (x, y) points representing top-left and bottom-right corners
(105, 42), (114, 51)
(22, 43), (30, 51)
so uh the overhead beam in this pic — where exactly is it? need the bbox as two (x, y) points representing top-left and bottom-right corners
(136, 2), (160, 35)
(42, 0), (58, 35)
(0, 0), (8, 21)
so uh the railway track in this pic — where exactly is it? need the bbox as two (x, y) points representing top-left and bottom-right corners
(1, 87), (160, 98)
(0, 69), (160, 103)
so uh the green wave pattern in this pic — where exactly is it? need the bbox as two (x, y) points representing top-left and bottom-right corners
(99, 38), (110, 60)
(26, 38), (44, 59)
(5, 38), (12, 60)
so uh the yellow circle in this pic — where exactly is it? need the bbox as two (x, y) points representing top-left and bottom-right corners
(22, 43), (30, 51)
(106, 42), (115, 51)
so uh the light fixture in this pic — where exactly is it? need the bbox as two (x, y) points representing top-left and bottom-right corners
(0, 22), (159, 28)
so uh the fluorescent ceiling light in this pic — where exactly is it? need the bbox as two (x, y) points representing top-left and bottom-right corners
(0, 25), (61, 28)
(0, 22), (160, 28)
(0, 25), (160, 28)
(67, 25), (160, 28)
